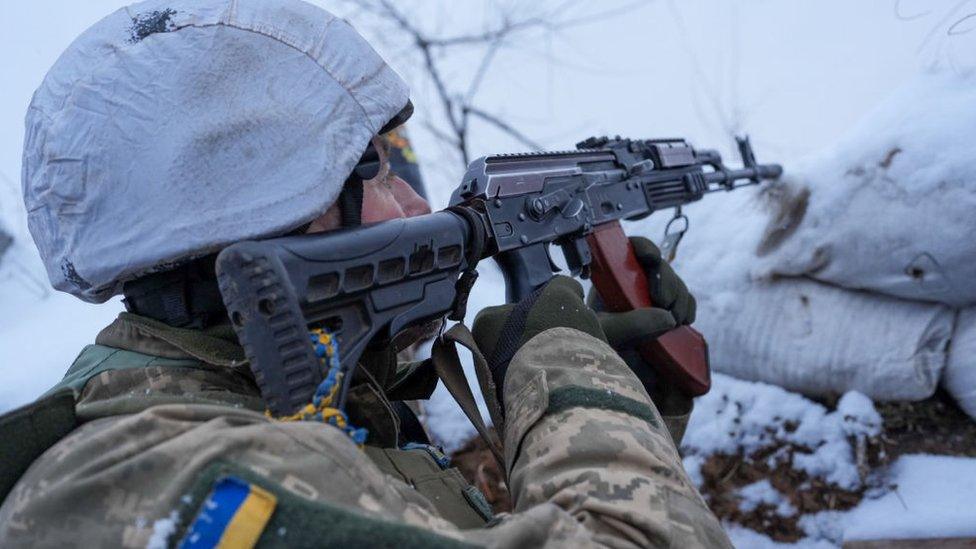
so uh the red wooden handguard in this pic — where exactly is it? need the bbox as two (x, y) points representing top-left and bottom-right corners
(585, 221), (711, 396)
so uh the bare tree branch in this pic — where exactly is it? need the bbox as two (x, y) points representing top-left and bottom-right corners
(948, 12), (976, 34)
(422, 120), (461, 149)
(914, 0), (970, 52)
(465, 38), (502, 104)
(464, 106), (543, 151)
(339, 0), (646, 169)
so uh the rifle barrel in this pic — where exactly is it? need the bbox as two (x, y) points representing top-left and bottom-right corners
(703, 163), (782, 191)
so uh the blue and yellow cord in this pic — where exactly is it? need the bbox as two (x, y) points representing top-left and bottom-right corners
(268, 328), (368, 446)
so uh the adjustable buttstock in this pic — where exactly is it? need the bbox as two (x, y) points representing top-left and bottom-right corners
(216, 211), (477, 415)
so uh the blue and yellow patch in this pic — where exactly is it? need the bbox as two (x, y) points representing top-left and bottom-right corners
(179, 476), (277, 549)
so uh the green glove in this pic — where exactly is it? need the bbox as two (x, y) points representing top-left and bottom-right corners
(588, 236), (697, 346)
(472, 276), (605, 405)
(587, 237), (698, 443)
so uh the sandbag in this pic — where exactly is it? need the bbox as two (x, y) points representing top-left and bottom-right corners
(629, 176), (952, 401)
(943, 308), (976, 420)
(692, 277), (952, 400)
(633, 193), (953, 401)
(753, 70), (976, 307)
(626, 69), (971, 401)
(0, 227), (11, 262)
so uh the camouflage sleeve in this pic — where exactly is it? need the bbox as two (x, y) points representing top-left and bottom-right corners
(489, 326), (731, 548)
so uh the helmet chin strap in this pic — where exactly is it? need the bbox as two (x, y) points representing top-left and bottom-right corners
(338, 175), (365, 228)
(340, 135), (388, 228)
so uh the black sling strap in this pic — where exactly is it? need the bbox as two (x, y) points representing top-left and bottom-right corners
(0, 389), (78, 503)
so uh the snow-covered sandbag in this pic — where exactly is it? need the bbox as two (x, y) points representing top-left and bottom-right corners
(695, 276), (952, 400)
(632, 186), (951, 400)
(627, 69), (970, 400)
(0, 226), (11, 262)
(630, 183), (952, 400)
(754, 70), (976, 307)
(943, 308), (976, 419)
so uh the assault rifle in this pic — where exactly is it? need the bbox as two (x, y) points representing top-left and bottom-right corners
(216, 136), (782, 416)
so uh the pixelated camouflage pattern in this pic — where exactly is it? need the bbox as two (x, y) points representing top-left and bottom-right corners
(498, 327), (732, 548)
(74, 364), (265, 420)
(0, 405), (465, 547)
(0, 317), (728, 547)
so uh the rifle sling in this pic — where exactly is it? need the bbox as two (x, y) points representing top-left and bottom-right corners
(430, 324), (504, 470)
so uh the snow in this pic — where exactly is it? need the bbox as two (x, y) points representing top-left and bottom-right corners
(726, 524), (836, 549)
(146, 510), (180, 549)
(0, 242), (121, 411)
(836, 392), (882, 439)
(683, 374), (881, 490)
(801, 455), (976, 545)
(843, 455), (976, 541)
(737, 480), (797, 517)
(687, 373), (976, 547)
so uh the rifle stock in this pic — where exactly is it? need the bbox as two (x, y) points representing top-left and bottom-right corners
(217, 135), (780, 414)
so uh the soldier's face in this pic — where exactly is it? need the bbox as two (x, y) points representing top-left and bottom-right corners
(304, 154), (436, 352)
(306, 138), (431, 234)
(305, 174), (430, 234)
(360, 172), (432, 223)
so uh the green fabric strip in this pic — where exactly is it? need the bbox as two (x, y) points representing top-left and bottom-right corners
(175, 462), (480, 548)
(42, 345), (214, 398)
(0, 389), (77, 504)
(547, 386), (660, 429)
(113, 312), (246, 366)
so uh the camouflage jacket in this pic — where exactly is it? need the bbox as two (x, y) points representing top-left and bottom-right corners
(0, 313), (730, 548)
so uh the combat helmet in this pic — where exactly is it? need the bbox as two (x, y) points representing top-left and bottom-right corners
(23, 0), (410, 303)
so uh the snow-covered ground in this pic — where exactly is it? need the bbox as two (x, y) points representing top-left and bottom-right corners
(682, 375), (883, 491)
(685, 374), (976, 547)
(726, 454), (976, 547)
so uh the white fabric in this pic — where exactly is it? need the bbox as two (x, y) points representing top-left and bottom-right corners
(23, 0), (408, 302)
(943, 308), (976, 420)
(629, 69), (971, 401)
(754, 70), (976, 307)
(634, 188), (953, 400)
(695, 277), (952, 400)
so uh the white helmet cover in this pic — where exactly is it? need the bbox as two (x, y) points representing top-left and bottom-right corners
(23, 0), (409, 302)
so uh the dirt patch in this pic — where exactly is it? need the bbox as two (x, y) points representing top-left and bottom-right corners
(695, 432), (887, 543)
(875, 388), (976, 458)
(698, 389), (976, 542)
(448, 389), (976, 537)
(450, 433), (511, 514)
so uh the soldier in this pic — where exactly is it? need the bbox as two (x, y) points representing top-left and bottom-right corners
(0, 1), (731, 547)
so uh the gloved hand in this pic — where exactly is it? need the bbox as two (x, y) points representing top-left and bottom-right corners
(588, 236), (696, 331)
(472, 276), (605, 405)
(587, 236), (698, 443)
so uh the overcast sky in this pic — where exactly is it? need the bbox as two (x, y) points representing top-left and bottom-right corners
(2, 0), (973, 221)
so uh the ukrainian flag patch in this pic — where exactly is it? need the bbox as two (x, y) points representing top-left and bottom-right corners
(180, 476), (277, 549)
